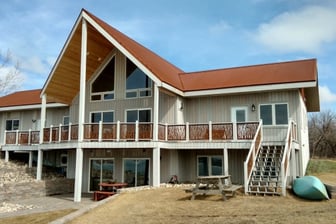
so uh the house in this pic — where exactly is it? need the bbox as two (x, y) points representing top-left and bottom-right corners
(0, 9), (319, 202)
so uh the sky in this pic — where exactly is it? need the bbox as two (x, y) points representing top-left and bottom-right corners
(0, 0), (336, 111)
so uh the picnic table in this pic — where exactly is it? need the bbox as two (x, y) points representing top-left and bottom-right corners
(186, 175), (242, 201)
(93, 182), (128, 201)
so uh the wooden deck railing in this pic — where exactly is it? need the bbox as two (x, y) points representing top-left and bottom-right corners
(280, 120), (297, 196)
(4, 121), (260, 145)
(243, 120), (263, 194)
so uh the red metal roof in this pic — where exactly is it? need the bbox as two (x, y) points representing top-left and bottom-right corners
(180, 59), (317, 91)
(0, 89), (42, 107)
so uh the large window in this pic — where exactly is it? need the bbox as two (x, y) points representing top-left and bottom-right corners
(90, 111), (114, 123)
(260, 103), (288, 125)
(89, 159), (114, 191)
(126, 58), (152, 98)
(6, 119), (19, 131)
(123, 159), (150, 187)
(126, 109), (151, 122)
(198, 156), (223, 176)
(91, 57), (115, 101)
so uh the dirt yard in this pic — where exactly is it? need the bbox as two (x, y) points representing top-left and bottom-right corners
(69, 185), (335, 224)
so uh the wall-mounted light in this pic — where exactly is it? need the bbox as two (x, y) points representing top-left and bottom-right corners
(251, 104), (256, 112)
(180, 102), (184, 110)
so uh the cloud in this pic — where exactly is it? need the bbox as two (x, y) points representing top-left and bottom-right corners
(254, 5), (336, 54)
(20, 56), (49, 75)
(319, 85), (336, 104)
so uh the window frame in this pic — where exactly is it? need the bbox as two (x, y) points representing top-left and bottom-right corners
(259, 103), (289, 126)
(125, 58), (152, 99)
(197, 155), (224, 177)
(90, 55), (116, 102)
(6, 119), (20, 131)
(125, 108), (152, 123)
(89, 111), (115, 123)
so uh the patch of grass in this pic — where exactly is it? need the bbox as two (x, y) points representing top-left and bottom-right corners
(0, 209), (76, 224)
(306, 159), (336, 175)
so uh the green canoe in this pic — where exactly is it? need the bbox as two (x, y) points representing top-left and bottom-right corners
(293, 176), (329, 200)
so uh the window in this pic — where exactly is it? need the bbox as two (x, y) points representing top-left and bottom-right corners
(63, 116), (70, 125)
(6, 119), (19, 131)
(126, 58), (152, 98)
(126, 109), (151, 122)
(90, 111), (114, 123)
(89, 159), (114, 191)
(91, 57), (115, 101)
(260, 103), (288, 125)
(197, 156), (223, 176)
(123, 159), (150, 187)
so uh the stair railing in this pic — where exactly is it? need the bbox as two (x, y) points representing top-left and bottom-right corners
(280, 120), (296, 196)
(244, 119), (263, 194)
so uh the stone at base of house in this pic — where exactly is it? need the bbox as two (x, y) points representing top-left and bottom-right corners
(0, 178), (75, 201)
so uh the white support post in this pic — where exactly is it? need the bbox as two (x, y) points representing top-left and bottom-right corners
(135, 120), (139, 141)
(40, 94), (47, 144)
(153, 83), (159, 141)
(224, 148), (229, 176)
(5, 150), (9, 162)
(78, 18), (87, 142)
(74, 18), (87, 203)
(28, 151), (33, 168)
(153, 147), (160, 187)
(116, 121), (120, 141)
(74, 147), (83, 202)
(98, 120), (103, 142)
(36, 149), (43, 180)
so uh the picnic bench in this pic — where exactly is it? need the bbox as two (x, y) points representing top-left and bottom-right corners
(93, 182), (128, 201)
(185, 175), (242, 201)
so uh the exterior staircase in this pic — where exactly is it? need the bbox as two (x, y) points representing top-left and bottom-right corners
(247, 145), (285, 195)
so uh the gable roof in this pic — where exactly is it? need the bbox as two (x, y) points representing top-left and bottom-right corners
(41, 9), (319, 111)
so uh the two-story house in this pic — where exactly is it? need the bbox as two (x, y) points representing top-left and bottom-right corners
(1, 9), (319, 202)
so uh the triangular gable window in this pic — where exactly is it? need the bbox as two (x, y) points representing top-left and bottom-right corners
(91, 56), (115, 101)
(126, 58), (152, 98)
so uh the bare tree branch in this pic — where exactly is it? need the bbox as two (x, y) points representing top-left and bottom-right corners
(0, 49), (22, 95)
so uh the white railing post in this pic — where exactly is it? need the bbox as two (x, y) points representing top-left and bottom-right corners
(59, 124), (62, 142)
(98, 121), (103, 142)
(135, 120), (139, 141)
(116, 121), (120, 142)
(165, 123), (168, 141)
(186, 122), (189, 141)
(15, 130), (19, 145)
(68, 122), (72, 141)
(209, 121), (212, 141)
(233, 122), (237, 141)
(49, 125), (53, 143)
(4, 130), (7, 145)
(28, 129), (32, 145)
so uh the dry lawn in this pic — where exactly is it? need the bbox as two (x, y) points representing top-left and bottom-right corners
(69, 186), (336, 224)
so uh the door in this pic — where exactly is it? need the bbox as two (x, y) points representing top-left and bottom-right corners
(123, 159), (150, 187)
(89, 159), (114, 191)
(231, 107), (247, 140)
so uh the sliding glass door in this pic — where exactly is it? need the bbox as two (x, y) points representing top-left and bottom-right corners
(89, 159), (114, 191)
(123, 159), (150, 187)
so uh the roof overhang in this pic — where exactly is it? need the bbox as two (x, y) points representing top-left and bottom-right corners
(0, 103), (68, 112)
